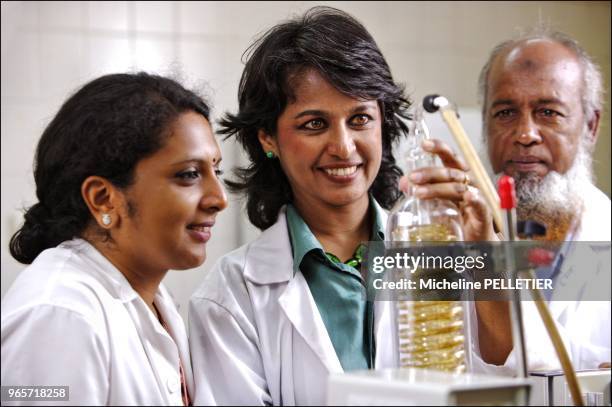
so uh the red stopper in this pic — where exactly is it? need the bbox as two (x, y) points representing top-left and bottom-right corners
(498, 175), (517, 210)
(527, 248), (555, 267)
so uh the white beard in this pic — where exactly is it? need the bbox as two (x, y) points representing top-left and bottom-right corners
(512, 133), (593, 223)
(483, 125), (595, 229)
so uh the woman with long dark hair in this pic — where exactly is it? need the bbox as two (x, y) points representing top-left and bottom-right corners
(1, 72), (227, 405)
(188, 7), (410, 405)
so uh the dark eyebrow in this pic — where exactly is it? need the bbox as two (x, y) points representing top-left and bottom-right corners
(534, 98), (565, 106)
(293, 103), (378, 120)
(349, 104), (378, 115)
(172, 158), (201, 166)
(293, 110), (326, 120)
(172, 157), (223, 166)
(491, 99), (514, 109)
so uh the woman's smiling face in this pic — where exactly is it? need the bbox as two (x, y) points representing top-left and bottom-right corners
(114, 111), (228, 272)
(259, 68), (382, 210)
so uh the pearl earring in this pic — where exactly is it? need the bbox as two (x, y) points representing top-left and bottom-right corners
(101, 214), (111, 226)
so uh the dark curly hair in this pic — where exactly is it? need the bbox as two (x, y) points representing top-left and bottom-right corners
(9, 72), (210, 264)
(219, 6), (411, 230)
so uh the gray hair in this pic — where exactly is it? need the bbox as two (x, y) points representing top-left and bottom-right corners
(478, 29), (604, 126)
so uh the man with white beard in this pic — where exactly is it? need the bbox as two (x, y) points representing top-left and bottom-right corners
(480, 31), (610, 243)
(404, 30), (610, 372)
(475, 30), (611, 372)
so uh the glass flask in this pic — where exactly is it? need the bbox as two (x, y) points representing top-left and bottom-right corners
(387, 109), (467, 373)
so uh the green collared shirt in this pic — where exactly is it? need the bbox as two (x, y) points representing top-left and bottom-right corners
(286, 198), (385, 371)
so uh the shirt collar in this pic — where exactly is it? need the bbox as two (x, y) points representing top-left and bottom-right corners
(286, 204), (325, 273)
(59, 238), (153, 304)
(286, 195), (387, 272)
(370, 195), (386, 242)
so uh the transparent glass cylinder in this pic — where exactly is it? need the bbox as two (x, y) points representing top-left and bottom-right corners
(387, 110), (467, 373)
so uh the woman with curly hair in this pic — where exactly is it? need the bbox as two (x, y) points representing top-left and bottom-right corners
(188, 7), (411, 405)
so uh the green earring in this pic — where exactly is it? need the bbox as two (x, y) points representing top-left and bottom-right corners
(266, 151), (275, 159)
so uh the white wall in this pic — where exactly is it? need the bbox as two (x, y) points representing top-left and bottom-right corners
(1, 1), (610, 321)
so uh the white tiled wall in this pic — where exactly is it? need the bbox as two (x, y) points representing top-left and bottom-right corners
(1, 1), (610, 321)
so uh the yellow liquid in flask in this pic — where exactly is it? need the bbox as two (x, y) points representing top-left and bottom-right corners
(392, 224), (466, 373)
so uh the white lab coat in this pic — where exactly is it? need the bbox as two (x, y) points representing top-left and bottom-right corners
(1, 238), (193, 406)
(189, 204), (396, 406)
(472, 183), (611, 374)
(189, 185), (610, 404)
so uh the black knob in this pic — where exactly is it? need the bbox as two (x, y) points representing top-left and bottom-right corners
(423, 94), (440, 113)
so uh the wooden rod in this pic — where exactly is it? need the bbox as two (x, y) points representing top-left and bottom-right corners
(438, 108), (504, 233)
(521, 268), (584, 406)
